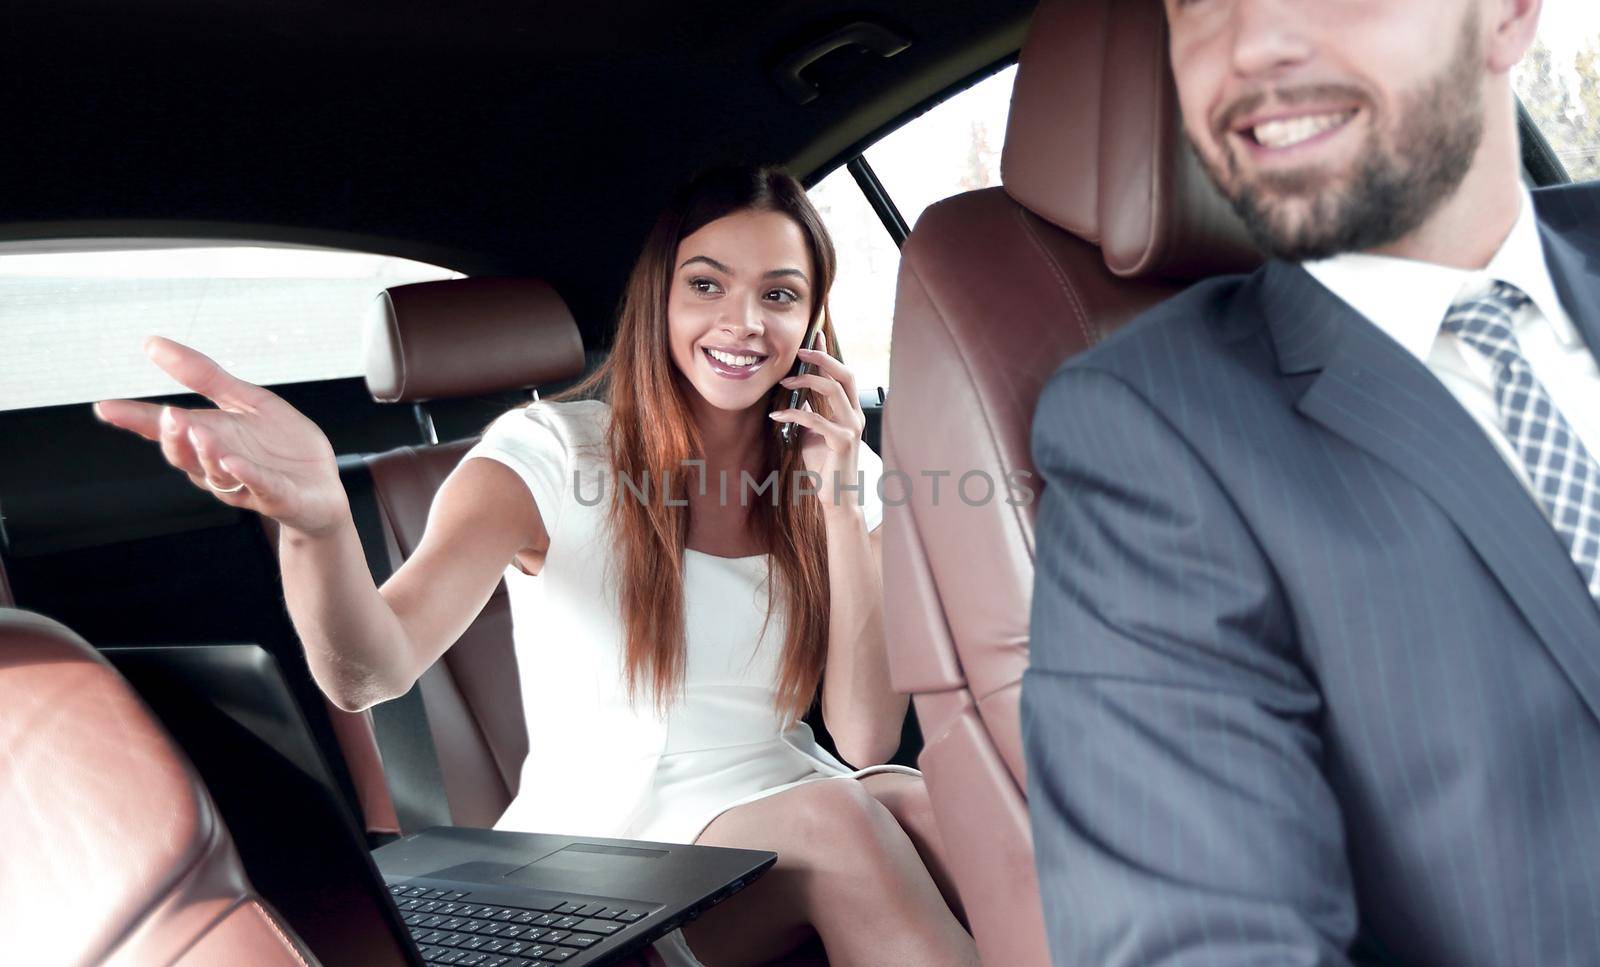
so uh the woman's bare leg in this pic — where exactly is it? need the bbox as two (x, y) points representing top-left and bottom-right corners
(857, 772), (968, 928)
(679, 778), (978, 967)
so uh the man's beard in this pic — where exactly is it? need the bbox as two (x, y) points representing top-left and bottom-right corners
(1196, 14), (1485, 263)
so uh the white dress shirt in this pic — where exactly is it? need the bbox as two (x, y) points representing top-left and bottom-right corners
(1303, 189), (1600, 504)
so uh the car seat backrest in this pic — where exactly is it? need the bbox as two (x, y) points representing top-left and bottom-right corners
(268, 277), (586, 832)
(0, 608), (318, 966)
(882, 1), (1258, 963)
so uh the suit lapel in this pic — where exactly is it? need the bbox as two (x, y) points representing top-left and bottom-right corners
(1258, 260), (1600, 723)
(1538, 222), (1600, 356)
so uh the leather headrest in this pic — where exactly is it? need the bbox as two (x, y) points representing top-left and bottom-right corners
(365, 277), (586, 403)
(1000, 0), (1259, 281)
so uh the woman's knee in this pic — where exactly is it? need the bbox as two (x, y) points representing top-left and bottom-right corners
(785, 778), (900, 858)
(862, 773), (937, 835)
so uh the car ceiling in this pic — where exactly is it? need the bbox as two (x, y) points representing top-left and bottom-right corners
(3, 0), (1036, 348)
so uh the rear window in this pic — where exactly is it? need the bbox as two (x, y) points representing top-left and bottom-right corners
(0, 241), (463, 412)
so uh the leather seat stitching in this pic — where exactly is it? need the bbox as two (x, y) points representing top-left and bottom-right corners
(252, 899), (312, 967)
(902, 251), (1038, 568)
(1014, 203), (1102, 348)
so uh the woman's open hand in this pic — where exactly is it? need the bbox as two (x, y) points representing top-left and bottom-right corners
(769, 331), (868, 517)
(92, 336), (350, 537)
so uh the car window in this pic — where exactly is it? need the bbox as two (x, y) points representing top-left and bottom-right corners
(0, 242), (462, 412)
(863, 64), (1018, 230)
(1513, 3), (1600, 181)
(810, 63), (1019, 395)
(810, 167), (902, 396)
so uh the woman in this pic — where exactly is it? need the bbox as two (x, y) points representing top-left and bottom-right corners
(93, 165), (975, 966)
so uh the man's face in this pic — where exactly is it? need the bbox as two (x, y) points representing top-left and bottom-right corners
(1165, 0), (1488, 262)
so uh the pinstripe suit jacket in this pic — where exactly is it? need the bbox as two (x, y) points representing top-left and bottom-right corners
(1022, 182), (1600, 966)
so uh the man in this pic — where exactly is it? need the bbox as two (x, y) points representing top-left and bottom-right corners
(1022, 0), (1600, 963)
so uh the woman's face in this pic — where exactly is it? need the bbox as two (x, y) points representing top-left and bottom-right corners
(666, 208), (816, 414)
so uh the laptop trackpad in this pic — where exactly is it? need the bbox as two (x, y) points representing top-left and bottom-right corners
(505, 842), (671, 881)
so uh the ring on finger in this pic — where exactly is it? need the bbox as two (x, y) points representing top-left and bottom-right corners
(207, 476), (246, 494)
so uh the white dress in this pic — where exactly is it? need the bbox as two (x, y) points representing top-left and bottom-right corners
(458, 399), (918, 967)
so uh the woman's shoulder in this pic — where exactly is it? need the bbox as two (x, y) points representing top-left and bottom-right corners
(487, 397), (611, 449)
(464, 399), (611, 539)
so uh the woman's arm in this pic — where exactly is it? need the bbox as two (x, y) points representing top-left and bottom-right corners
(300, 455), (546, 711)
(772, 338), (907, 767)
(818, 515), (907, 766)
(94, 337), (543, 714)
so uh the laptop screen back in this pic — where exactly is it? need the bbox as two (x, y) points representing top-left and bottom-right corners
(104, 642), (421, 966)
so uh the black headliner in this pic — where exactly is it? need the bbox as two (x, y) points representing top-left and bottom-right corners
(3, 0), (1035, 345)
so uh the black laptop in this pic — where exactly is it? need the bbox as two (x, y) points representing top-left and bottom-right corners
(106, 643), (776, 967)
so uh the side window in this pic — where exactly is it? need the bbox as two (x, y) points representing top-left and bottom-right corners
(0, 243), (462, 412)
(862, 64), (1018, 230)
(810, 63), (1018, 395)
(809, 166), (902, 396)
(1514, 5), (1600, 181)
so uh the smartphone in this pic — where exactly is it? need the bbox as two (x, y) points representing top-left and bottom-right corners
(780, 314), (827, 447)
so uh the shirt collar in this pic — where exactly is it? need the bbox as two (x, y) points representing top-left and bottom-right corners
(1301, 188), (1578, 363)
(1478, 187), (1577, 348)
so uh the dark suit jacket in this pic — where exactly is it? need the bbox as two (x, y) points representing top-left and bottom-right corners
(1022, 182), (1600, 966)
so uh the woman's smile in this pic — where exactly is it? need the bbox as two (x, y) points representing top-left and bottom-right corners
(701, 345), (770, 380)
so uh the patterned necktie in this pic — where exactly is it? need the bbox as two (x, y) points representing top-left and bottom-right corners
(1441, 281), (1600, 603)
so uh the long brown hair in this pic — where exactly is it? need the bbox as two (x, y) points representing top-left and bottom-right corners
(516, 164), (840, 724)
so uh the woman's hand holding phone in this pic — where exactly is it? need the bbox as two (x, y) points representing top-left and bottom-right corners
(769, 329), (868, 517)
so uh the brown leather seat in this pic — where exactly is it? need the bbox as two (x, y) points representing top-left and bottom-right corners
(880, 1), (1258, 963)
(267, 277), (586, 833)
(0, 607), (319, 966)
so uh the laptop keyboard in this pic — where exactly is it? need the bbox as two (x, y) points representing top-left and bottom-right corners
(389, 883), (650, 966)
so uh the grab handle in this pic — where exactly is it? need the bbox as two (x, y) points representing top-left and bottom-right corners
(773, 22), (913, 105)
